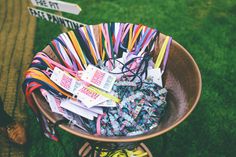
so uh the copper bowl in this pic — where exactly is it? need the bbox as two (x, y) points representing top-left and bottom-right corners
(32, 32), (202, 143)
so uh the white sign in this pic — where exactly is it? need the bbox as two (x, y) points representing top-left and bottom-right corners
(31, 0), (81, 15)
(28, 7), (84, 29)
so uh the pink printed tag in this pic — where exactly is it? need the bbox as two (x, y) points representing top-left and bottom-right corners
(40, 89), (66, 115)
(50, 67), (83, 93)
(61, 74), (72, 90)
(74, 86), (109, 108)
(81, 65), (116, 92)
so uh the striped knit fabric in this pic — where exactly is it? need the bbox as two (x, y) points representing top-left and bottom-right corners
(0, 0), (36, 156)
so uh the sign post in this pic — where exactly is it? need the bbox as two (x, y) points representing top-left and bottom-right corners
(30, 0), (81, 15)
(28, 7), (85, 29)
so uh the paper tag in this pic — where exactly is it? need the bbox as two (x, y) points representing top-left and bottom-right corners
(69, 99), (103, 114)
(114, 52), (128, 67)
(110, 67), (123, 79)
(96, 100), (117, 107)
(60, 99), (97, 120)
(122, 52), (129, 62)
(147, 68), (163, 87)
(75, 86), (108, 108)
(40, 89), (66, 115)
(47, 93), (64, 114)
(81, 64), (116, 92)
(31, 0), (81, 15)
(50, 67), (83, 93)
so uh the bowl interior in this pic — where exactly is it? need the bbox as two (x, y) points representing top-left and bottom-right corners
(32, 32), (201, 143)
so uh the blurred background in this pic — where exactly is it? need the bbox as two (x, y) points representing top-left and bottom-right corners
(0, 0), (236, 156)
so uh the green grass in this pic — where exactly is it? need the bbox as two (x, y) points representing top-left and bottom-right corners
(26, 0), (236, 156)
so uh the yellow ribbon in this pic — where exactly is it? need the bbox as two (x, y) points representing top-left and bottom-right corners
(26, 68), (72, 98)
(68, 31), (87, 67)
(86, 86), (120, 103)
(127, 24), (133, 51)
(154, 36), (170, 68)
(82, 27), (98, 65)
(99, 149), (148, 157)
(129, 25), (144, 52)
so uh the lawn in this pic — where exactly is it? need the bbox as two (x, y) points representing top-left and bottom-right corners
(26, 0), (236, 156)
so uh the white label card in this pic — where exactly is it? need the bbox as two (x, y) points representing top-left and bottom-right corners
(69, 99), (103, 114)
(147, 68), (163, 87)
(31, 0), (81, 15)
(96, 100), (117, 107)
(81, 65), (116, 92)
(60, 99), (97, 120)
